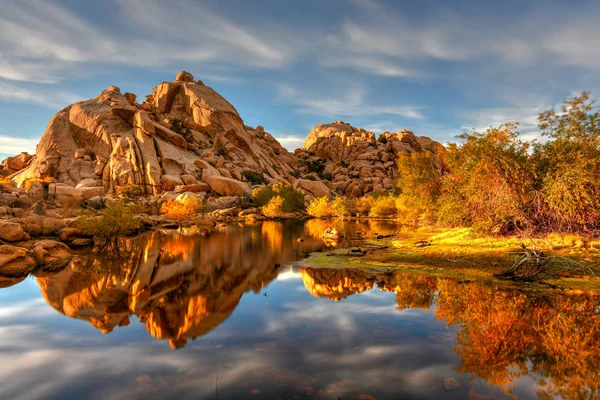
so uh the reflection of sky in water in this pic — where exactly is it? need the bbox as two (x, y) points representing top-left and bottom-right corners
(1, 221), (595, 400)
(1, 269), (549, 400)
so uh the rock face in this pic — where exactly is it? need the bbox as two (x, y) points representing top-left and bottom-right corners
(10, 71), (297, 198)
(4, 73), (444, 203)
(296, 121), (444, 197)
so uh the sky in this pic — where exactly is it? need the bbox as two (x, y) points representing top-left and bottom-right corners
(1, 0), (600, 159)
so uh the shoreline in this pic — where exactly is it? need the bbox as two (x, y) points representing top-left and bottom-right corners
(299, 226), (600, 293)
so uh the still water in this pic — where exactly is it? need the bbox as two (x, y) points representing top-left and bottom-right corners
(0, 220), (598, 400)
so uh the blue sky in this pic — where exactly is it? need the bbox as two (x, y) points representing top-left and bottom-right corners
(1, 0), (600, 159)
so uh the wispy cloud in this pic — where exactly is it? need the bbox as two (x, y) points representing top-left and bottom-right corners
(0, 136), (38, 158)
(278, 84), (424, 119)
(0, 0), (299, 84)
(0, 81), (79, 108)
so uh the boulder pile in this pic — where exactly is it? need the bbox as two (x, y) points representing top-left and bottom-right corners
(6, 71), (297, 203)
(1, 72), (444, 205)
(296, 121), (444, 197)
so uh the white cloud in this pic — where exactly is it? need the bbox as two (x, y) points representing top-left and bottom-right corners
(0, 135), (38, 157)
(322, 56), (421, 78)
(272, 135), (306, 151)
(0, 0), (299, 84)
(278, 84), (424, 119)
(0, 81), (80, 108)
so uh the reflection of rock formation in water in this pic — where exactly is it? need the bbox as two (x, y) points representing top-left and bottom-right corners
(300, 268), (378, 301)
(36, 225), (303, 349)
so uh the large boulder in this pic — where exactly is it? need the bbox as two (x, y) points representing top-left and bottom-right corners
(204, 175), (251, 197)
(0, 245), (35, 277)
(294, 179), (332, 198)
(31, 240), (73, 270)
(10, 72), (298, 199)
(0, 221), (25, 242)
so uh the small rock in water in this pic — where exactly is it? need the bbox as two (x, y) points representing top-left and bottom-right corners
(443, 377), (460, 390)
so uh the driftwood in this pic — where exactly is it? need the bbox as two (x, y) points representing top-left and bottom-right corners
(414, 240), (431, 247)
(497, 243), (595, 280)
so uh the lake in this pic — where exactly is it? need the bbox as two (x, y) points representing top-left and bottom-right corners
(1, 220), (598, 400)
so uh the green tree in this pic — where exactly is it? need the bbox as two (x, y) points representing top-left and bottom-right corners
(534, 92), (600, 231)
(75, 202), (142, 251)
(396, 151), (443, 226)
(438, 123), (534, 233)
(252, 182), (305, 212)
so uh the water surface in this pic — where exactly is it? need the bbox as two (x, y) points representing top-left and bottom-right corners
(1, 220), (598, 399)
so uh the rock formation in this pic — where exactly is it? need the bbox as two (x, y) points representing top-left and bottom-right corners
(1, 73), (445, 204)
(8, 71), (297, 200)
(296, 121), (444, 197)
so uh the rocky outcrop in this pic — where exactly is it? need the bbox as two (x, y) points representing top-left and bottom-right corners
(0, 221), (25, 242)
(9, 71), (297, 201)
(296, 121), (444, 197)
(4, 73), (444, 204)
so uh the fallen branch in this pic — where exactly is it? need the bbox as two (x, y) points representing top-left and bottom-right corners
(498, 243), (595, 280)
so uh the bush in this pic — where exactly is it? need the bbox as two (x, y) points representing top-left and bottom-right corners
(301, 158), (326, 174)
(242, 170), (266, 185)
(171, 118), (194, 144)
(439, 123), (534, 233)
(117, 184), (143, 199)
(354, 195), (374, 216)
(75, 202), (142, 250)
(369, 195), (397, 218)
(307, 196), (331, 218)
(262, 195), (284, 218)
(396, 152), (443, 226)
(533, 91), (600, 231)
(319, 172), (333, 181)
(161, 196), (203, 227)
(330, 197), (348, 218)
(252, 182), (304, 212)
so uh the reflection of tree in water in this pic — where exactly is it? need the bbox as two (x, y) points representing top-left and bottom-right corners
(301, 267), (600, 399)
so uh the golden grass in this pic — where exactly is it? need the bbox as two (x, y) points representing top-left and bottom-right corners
(302, 227), (600, 292)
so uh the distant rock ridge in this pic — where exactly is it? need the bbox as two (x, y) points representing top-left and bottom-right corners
(1, 72), (444, 202)
(295, 120), (444, 197)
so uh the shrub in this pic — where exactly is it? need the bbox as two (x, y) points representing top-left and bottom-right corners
(319, 172), (333, 181)
(242, 170), (266, 185)
(215, 143), (228, 157)
(369, 195), (398, 218)
(161, 196), (203, 227)
(262, 195), (284, 218)
(533, 91), (600, 231)
(252, 182), (304, 212)
(301, 158), (326, 174)
(23, 177), (56, 191)
(439, 123), (534, 233)
(171, 118), (194, 144)
(396, 151), (443, 226)
(75, 202), (142, 251)
(330, 197), (348, 218)
(117, 184), (143, 199)
(307, 196), (331, 218)
(355, 195), (374, 216)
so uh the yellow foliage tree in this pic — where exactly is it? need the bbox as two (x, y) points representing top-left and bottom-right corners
(161, 196), (203, 227)
(262, 195), (284, 218)
(307, 196), (331, 218)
